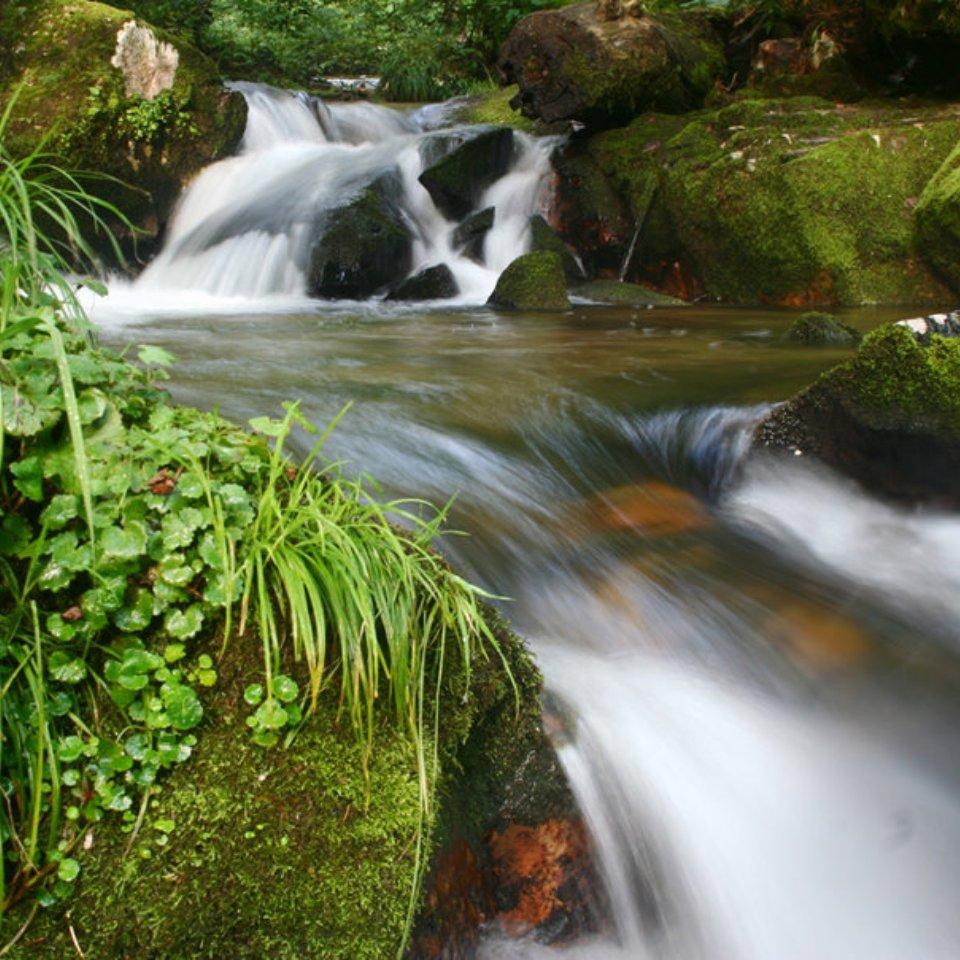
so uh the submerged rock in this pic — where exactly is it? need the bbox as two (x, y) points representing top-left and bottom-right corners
(916, 140), (960, 294)
(529, 215), (586, 283)
(573, 279), (686, 307)
(783, 312), (862, 345)
(388, 263), (458, 301)
(755, 320), (960, 505)
(419, 127), (516, 220)
(565, 97), (960, 306)
(309, 173), (413, 299)
(0, 0), (246, 258)
(497, 1), (726, 127)
(453, 207), (496, 262)
(488, 252), (571, 311)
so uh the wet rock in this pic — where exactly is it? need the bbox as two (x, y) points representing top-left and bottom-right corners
(529, 215), (586, 282)
(419, 127), (516, 220)
(573, 279), (686, 307)
(783, 312), (862, 346)
(755, 320), (960, 506)
(453, 207), (496, 262)
(497, 1), (726, 127)
(0, 0), (246, 260)
(387, 263), (458, 301)
(746, 32), (864, 101)
(488, 252), (571, 311)
(916, 140), (960, 293)
(308, 173), (413, 299)
(575, 98), (960, 306)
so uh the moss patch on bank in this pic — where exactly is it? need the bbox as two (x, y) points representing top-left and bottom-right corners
(0, 0), (245, 244)
(575, 97), (960, 306)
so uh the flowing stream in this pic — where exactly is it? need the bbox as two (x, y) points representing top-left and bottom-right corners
(93, 85), (960, 960)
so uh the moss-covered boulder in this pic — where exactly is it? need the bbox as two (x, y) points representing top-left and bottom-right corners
(756, 320), (960, 505)
(488, 251), (571, 311)
(419, 127), (517, 221)
(561, 97), (960, 306)
(0, 0), (245, 254)
(497, 1), (727, 128)
(529, 215), (586, 283)
(8, 617), (586, 959)
(388, 263), (458, 301)
(309, 173), (414, 299)
(916, 139), (960, 293)
(784, 311), (863, 345)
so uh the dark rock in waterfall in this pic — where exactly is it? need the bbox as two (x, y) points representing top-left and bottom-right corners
(419, 127), (516, 220)
(497, 1), (726, 128)
(529, 214), (586, 283)
(755, 319), (960, 507)
(308, 173), (413, 299)
(489, 252), (571, 311)
(783, 312), (863, 346)
(453, 207), (496, 262)
(387, 264), (459, 301)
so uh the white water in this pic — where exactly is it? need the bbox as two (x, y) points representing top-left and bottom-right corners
(99, 82), (554, 315)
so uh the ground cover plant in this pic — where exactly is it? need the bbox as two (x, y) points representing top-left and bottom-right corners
(0, 96), (503, 948)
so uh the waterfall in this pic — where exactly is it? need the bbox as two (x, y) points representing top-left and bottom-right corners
(124, 82), (555, 307)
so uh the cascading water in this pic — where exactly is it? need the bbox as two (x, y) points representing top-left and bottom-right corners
(92, 82), (960, 959)
(108, 82), (554, 308)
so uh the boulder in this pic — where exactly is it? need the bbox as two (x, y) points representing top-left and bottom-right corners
(388, 264), (459, 301)
(309, 173), (413, 299)
(497, 1), (726, 127)
(8, 618), (591, 959)
(573, 279), (686, 307)
(0, 0), (246, 259)
(529, 215), (586, 282)
(568, 97), (960, 307)
(419, 128), (516, 220)
(783, 312), (862, 345)
(488, 252), (570, 311)
(745, 33), (865, 101)
(453, 207), (496, 262)
(755, 319), (960, 506)
(916, 139), (960, 293)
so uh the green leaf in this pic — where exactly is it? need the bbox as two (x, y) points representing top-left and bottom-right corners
(57, 858), (80, 883)
(49, 652), (87, 684)
(58, 736), (85, 763)
(162, 683), (203, 730)
(248, 416), (285, 437)
(164, 604), (204, 640)
(10, 456), (44, 501)
(41, 494), (80, 529)
(243, 683), (264, 706)
(138, 345), (176, 367)
(253, 699), (289, 731)
(164, 643), (187, 663)
(101, 522), (148, 561)
(272, 675), (299, 704)
(113, 588), (155, 633)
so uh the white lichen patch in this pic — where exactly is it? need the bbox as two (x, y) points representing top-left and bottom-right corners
(111, 20), (179, 100)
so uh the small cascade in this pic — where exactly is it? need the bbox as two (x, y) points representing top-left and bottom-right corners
(128, 82), (555, 306)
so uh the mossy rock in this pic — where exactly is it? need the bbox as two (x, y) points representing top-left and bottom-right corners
(916, 138), (960, 293)
(455, 86), (540, 133)
(574, 97), (960, 306)
(488, 251), (571, 311)
(309, 173), (414, 299)
(0, 0), (246, 254)
(573, 279), (686, 307)
(419, 127), (517, 221)
(756, 322), (960, 504)
(784, 311), (862, 345)
(498, 2), (727, 128)
(529, 215), (585, 283)
(9, 615), (578, 958)
(388, 263), (458, 301)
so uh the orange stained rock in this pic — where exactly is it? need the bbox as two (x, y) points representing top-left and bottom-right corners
(769, 602), (871, 669)
(489, 819), (589, 936)
(591, 480), (711, 536)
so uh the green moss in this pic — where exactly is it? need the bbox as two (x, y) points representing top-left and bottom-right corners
(0, 0), (245, 238)
(489, 251), (571, 311)
(784, 311), (862, 345)
(573, 279), (686, 307)
(457, 86), (539, 133)
(916, 138), (960, 292)
(586, 97), (960, 305)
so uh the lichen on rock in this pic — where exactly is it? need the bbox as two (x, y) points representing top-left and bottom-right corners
(110, 19), (179, 100)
